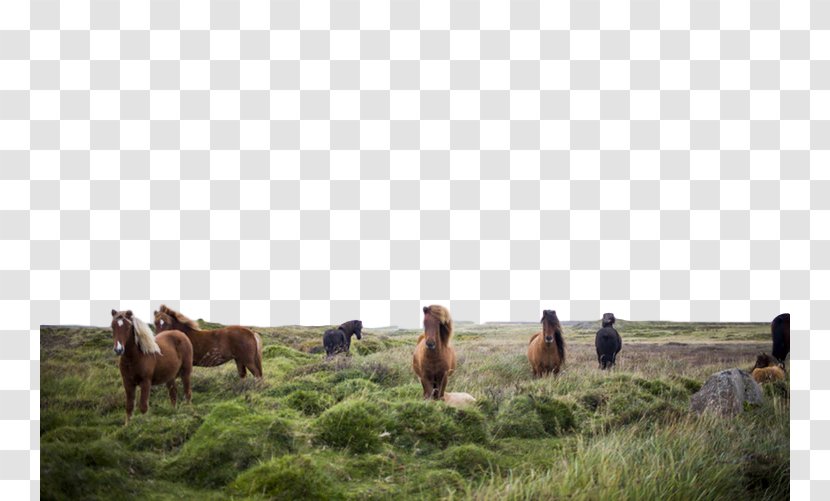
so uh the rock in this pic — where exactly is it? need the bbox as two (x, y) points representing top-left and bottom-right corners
(443, 392), (476, 408)
(690, 368), (763, 417)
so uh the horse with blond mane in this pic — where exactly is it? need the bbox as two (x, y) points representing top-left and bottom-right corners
(412, 305), (457, 400)
(110, 309), (192, 425)
(154, 305), (263, 378)
(528, 309), (566, 377)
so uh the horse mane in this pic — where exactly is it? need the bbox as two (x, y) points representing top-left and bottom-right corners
(542, 315), (565, 363)
(159, 304), (200, 331)
(133, 317), (161, 355)
(425, 305), (453, 344)
(338, 320), (360, 334)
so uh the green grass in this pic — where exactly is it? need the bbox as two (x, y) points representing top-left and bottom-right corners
(40, 321), (787, 500)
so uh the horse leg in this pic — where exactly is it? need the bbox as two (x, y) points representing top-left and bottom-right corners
(166, 380), (178, 407)
(181, 369), (192, 404)
(235, 359), (247, 379)
(420, 378), (432, 400)
(124, 384), (136, 426)
(438, 372), (449, 399)
(138, 379), (151, 414)
(245, 356), (262, 378)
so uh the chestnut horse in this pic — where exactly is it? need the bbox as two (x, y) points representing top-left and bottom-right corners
(110, 309), (192, 425)
(527, 309), (566, 377)
(412, 305), (457, 400)
(154, 305), (263, 378)
(751, 353), (786, 384)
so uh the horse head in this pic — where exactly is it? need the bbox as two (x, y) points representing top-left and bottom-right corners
(153, 308), (175, 333)
(602, 312), (616, 327)
(423, 305), (452, 351)
(352, 320), (363, 340)
(541, 309), (559, 344)
(753, 352), (781, 371)
(111, 309), (134, 356)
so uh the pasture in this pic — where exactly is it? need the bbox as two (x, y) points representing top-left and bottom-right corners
(40, 319), (788, 500)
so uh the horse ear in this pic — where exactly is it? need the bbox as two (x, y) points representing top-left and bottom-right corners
(126, 310), (133, 319)
(153, 310), (158, 316)
(111, 309), (118, 317)
(423, 306), (429, 314)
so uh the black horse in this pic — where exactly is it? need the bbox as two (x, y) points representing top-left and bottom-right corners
(595, 313), (622, 370)
(323, 320), (363, 358)
(771, 313), (790, 367)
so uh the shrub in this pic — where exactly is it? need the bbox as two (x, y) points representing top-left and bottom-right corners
(314, 399), (387, 453)
(229, 455), (341, 501)
(166, 403), (293, 487)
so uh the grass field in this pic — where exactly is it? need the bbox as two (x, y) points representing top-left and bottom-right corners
(40, 319), (788, 500)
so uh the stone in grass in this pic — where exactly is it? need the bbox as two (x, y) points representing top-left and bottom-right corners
(690, 368), (763, 417)
(442, 391), (476, 408)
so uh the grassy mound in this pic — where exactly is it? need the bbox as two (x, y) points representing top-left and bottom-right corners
(313, 399), (387, 454)
(114, 412), (203, 452)
(229, 455), (340, 501)
(166, 402), (294, 487)
(437, 444), (499, 476)
(41, 438), (156, 501)
(282, 389), (333, 416)
(492, 395), (547, 438)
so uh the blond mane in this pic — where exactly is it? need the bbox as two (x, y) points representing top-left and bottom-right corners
(159, 304), (200, 331)
(425, 305), (453, 343)
(133, 317), (161, 355)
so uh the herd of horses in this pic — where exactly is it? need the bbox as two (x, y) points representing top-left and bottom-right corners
(108, 306), (790, 424)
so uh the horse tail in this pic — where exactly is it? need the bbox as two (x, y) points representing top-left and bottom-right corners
(253, 331), (264, 378)
(554, 328), (566, 364)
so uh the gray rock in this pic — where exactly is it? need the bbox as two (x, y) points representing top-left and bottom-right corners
(690, 368), (763, 417)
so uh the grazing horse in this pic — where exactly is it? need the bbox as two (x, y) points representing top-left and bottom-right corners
(771, 313), (790, 367)
(527, 309), (566, 377)
(110, 309), (192, 425)
(322, 320), (363, 358)
(412, 305), (457, 400)
(751, 353), (786, 384)
(595, 312), (622, 370)
(154, 305), (263, 379)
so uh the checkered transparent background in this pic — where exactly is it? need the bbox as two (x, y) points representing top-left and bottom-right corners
(0, 0), (826, 498)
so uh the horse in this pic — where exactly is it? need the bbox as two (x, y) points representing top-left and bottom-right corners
(771, 313), (790, 367)
(412, 305), (457, 400)
(154, 305), (263, 378)
(595, 312), (622, 370)
(527, 309), (566, 377)
(110, 309), (192, 425)
(751, 352), (787, 384)
(322, 320), (363, 358)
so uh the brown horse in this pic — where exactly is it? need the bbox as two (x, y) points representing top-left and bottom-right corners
(527, 309), (566, 377)
(154, 305), (263, 378)
(412, 305), (457, 400)
(110, 309), (192, 425)
(751, 352), (787, 384)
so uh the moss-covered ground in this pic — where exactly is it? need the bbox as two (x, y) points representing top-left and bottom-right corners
(41, 320), (788, 500)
